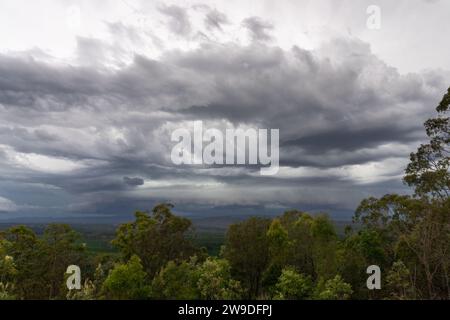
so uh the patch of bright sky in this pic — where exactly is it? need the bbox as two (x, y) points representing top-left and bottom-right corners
(0, 0), (449, 73)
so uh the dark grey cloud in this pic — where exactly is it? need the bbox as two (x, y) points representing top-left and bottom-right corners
(242, 17), (274, 42)
(123, 176), (145, 186)
(0, 15), (448, 219)
(204, 8), (229, 31)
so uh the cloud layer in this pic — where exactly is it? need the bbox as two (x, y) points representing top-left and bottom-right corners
(0, 1), (449, 219)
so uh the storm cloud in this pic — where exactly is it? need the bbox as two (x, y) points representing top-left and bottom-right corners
(0, 0), (449, 220)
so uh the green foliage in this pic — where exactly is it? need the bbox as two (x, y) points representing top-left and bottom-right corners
(1, 226), (46, 299)
(197, 258), (242, 300)
(267, 219), (289, 253)
(278, 212), (339, 281)
(223, 217), (271, 299)
(0, 239), (17, 283)
(314, 275), (353, 300)
(42, 224), (87, 299)
(274, 267), (313, 300)
(263, 219), (290, 291)
(311, 215), (337, 241)
(0, 224), (87, 299)
(337, 226), (389, 299)
(284, 214), (315, 277)
(354, 194), (450, 299)
(310, 214), (339, 279)
(11, 205), (350, 301)
(151, 258), (199, 299)
(0, 240), (18, 300)
(66, 280), (97, 300)
(112, 203), (198, 278)
(386, 261), (415, 300)
(102, 255), (151, 300)
(0, 282), (16, 300)
(404, 87), (450, 199)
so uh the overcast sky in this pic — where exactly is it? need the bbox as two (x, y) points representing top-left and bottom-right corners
(0, 0), (449, 220)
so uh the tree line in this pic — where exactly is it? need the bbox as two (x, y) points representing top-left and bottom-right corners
(1, 88), (449, 300)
